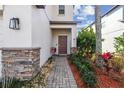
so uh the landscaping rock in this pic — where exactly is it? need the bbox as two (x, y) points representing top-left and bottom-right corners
(23, 58), (55, 88)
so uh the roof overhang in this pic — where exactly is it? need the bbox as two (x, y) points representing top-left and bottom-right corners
(50, 21), (81, 25)
(50, 21), (78, 29)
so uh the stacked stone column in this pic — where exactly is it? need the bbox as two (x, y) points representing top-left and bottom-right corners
(1, 48), (40, 80)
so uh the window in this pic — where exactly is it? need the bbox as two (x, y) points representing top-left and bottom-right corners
(59, 5), (65, 14)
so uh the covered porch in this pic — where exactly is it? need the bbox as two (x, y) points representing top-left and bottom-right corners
(50, 21), (77, 55)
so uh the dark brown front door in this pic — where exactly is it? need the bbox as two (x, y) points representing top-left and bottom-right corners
(58, 36), (67, 54)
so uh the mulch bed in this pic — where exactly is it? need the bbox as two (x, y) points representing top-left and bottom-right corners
(92, 64), (122, 88)
(68, 59), (86, 88)
(96, 75), (121, 88)
(68, 58), (123, 88)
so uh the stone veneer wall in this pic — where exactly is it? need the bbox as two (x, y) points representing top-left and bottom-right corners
(1, 48), (40, 80)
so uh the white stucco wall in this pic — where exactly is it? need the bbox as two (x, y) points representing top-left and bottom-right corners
(91, 6), (124, 52)
(0, 5), (32, 79)
(45, 5), (74, 21)
(0, 16), (3, 46)
(0, 15), (3, 79)
(3, 5), (32, 47)
(91, 24), (95, 32)
(52, 29), (71, 54)
(45, 5), (52, 20)
(31, 6), (52, 66)
(0, 6), (3, 10)
(0, 5), (76, 70)
(51, 5), (73, 21)
(101, 6), (124, 52)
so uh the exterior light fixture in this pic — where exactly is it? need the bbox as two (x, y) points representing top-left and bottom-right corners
(9, 17), (20, 30)
(36, 5), (45, 9)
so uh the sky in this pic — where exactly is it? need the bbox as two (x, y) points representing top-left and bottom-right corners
(73, 5), (113, 31)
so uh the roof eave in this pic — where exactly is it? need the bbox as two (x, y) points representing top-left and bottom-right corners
(50, 21), (81, 25)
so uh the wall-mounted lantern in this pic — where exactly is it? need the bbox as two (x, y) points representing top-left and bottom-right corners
(9, 17), (20, 30)
(36, 5), (45, 9)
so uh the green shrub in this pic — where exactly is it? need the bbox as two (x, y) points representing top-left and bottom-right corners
(77, 27), (96, 58)
(114, 35), (124, 55)
(48, 56), (53, 63)
(81, 71), (96, 88)
(70, 54), (81, 69)
(8, 79), (25, 88)
(79, 64), (90, 75)
(70, 54), (96, 87)
(81, 59), (92, 70)
(79, 60), (96, 87)
(1, 78), (25, 88)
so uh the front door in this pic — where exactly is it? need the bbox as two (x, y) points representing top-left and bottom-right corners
(58, 36), (67, 54)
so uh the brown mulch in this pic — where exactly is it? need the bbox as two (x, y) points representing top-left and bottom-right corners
(92, 64), (123, 88)
(96, 75), (121, 88)
(68, 59), (86, 88)
(68, 57), (123, 88)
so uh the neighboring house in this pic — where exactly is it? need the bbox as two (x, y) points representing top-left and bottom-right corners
(89, 5), (124, 53)
(0, 5), (77, 80)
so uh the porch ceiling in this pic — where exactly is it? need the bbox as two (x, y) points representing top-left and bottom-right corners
(50, 24), (73, 29)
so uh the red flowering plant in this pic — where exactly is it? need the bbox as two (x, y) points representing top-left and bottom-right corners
(96, 52), (112, 66)
(102, 52), (111, 61)
(97, 52), (113, 72)
(97, 52), (111, 62)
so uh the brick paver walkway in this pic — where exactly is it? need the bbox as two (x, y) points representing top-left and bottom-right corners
(47, 56), (77, 88)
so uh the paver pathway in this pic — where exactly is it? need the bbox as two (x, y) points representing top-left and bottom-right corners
(47, 56), (77, 88)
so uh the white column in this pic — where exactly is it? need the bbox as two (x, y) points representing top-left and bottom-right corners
(71, 25), (77, 47)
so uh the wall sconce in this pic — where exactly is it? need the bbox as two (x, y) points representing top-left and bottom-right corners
(9, 17), (20, 30)
(36, 5), (45, 9)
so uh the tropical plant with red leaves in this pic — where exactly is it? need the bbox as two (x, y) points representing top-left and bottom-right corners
(102, 52), (111, 61)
